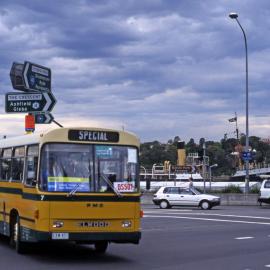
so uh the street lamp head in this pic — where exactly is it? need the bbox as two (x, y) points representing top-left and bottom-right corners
(229, 12), (238, 19)
(210, 164), (218, 168)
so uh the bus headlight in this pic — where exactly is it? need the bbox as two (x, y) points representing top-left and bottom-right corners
(53, 221), (64, 228)
(122, 220), (132, 228)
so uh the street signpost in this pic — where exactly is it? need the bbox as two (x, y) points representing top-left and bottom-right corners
(7, 60), (57, 129)
(23, 61), (51, 92)
(5, 92), (56, 113)
(9, 61), (51, 92)
(34, 112), (54, 124)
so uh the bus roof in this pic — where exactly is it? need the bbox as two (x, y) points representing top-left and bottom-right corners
(0, 133), (40, 148)
(0, 127), (140, 148)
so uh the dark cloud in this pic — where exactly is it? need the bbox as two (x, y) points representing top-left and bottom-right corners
(0, 0), (269, 142)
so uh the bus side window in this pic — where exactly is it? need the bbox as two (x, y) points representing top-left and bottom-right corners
(11, 146), (25, 182)
(0, 148), (2, 180)
(25, 145), (39, 186)
(0, 148), (12, 181)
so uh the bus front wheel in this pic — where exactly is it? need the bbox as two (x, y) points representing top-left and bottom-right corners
(94, 241), (108, 253)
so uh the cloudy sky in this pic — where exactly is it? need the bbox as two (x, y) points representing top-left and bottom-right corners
(0, 0), (269, 143)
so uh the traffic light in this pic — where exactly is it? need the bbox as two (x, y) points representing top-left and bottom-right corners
(198, 149), (204, 161)
(25, 114), (35, 132)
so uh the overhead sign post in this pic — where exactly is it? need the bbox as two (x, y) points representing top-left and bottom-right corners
(34, 112), (54, 124)
(23, 61), (51, 92)
(7, 60), (58, 129)
(5, 92), (56, 113)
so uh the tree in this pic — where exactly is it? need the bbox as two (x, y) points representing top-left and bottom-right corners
(186, 138), (198, 153)
(140, 135), (270, 176)
(173, 136), (180, 143)
(207, 143), (233, 175)
(199, 138), (205, 148)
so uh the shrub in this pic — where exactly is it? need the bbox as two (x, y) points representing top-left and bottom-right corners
(249, 186), (260, 194)
(222, 185), (242, 193)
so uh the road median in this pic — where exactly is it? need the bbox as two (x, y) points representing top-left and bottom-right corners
(141, 192), (260, 206)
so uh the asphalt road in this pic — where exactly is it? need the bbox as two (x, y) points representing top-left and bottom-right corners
(1, 205), (270, 270)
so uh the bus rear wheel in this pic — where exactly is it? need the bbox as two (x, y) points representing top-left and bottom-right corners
(94, 241), (108, 253)
(10, 215), (27, 254)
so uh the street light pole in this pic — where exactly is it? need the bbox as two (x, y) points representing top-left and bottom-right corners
(209, 164), (218, 191)
(229, 12), (250, 194)
(203, 142), (206, 193)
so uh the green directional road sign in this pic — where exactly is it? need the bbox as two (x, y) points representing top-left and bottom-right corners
(34, 112), (54, 124)
(9, 61), (51, 92)
(23, 61), (51, 92)
(5, 92), (56, 113)
(242, 151), (253, 161)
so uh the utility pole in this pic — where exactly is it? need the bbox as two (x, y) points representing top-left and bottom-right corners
(229, 12), (250, 194)
(235, 112), (239, 141)
(203, 142), (206, 193)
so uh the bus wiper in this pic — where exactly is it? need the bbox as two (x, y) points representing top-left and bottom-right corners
(67, 183), (80, 197)
(100, 173), (122, 197)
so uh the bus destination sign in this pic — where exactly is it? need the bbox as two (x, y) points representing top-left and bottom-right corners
(68, 130), (119, 143)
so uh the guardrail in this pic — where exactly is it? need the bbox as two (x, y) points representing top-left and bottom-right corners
(140, 180), (261, 192)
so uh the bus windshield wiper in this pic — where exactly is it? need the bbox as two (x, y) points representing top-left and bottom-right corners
(100, 173), (122, 197)
(67, 183), (81, 197)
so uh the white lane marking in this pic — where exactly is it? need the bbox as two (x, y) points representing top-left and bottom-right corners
(234, 237), (254, 240)
(265, 265), (270, 268)
(144, 211), (270, 220)
(145, 209), (192, 212)
(141, 228), (164, 232)
(144, 215), (270, 225)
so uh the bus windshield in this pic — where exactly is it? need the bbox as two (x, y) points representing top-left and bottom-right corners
(39, 143), (139, 193)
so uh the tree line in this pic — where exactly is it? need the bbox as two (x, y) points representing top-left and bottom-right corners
(140, 135), (270, 176)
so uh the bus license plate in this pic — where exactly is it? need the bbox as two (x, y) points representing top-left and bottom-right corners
(52, 233), (69, 240)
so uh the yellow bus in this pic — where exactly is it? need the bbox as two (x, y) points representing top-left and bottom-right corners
(0, 127), (142, 253)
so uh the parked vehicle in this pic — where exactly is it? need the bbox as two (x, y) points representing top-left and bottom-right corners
(153, 186), (220, 210)
(258, 179), (270, 205)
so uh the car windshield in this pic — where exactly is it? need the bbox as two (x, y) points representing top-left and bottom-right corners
(39, 143), (139, 193)
(191, 187), (201, 195)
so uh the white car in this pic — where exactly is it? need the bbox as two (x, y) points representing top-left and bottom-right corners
(258, 179), (270, 205)
(153, 186), (221, 210)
